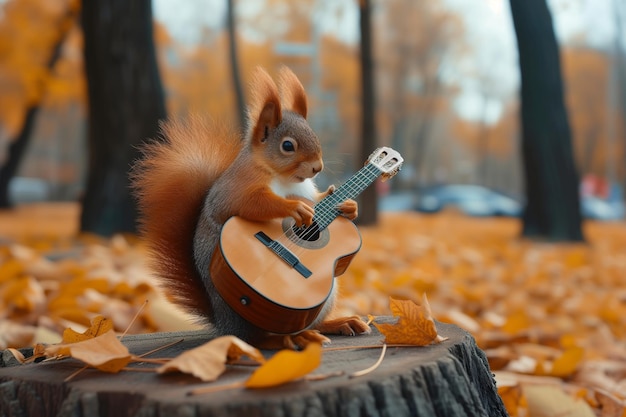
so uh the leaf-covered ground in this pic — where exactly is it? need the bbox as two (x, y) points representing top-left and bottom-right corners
(1, 203), (625, 415)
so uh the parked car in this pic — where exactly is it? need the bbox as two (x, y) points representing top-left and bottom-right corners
(415, 184), (522, 217)
(581, 195), (625, 221)
(378, 191), (417, 212)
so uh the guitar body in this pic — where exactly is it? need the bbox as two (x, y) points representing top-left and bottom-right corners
(210, 215), (362, 334)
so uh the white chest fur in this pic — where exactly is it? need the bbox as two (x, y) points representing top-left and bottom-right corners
(270, 178), (318, 201)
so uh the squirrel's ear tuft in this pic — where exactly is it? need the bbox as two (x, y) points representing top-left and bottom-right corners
(249, 67), (282, 144)
(278, 66), (308, 119)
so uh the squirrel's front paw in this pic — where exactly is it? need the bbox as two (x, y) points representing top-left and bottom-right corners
(290, 200), (314, 226)
(338, 199), (358, 221)
(319, 184), (336, 199)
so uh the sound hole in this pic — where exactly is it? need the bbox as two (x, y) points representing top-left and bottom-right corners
(282, 218), (330, 249)
(292, 222), (320, 242)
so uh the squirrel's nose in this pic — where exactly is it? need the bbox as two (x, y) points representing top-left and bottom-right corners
(312, 160), (323, 175)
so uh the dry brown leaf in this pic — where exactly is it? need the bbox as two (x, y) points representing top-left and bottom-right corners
(373, 295), (446, 346)
(44, 329), (131, 373)
(157, 336), (264, 382)
(594, 389), (626, 417)
(6, 348), (26, 364)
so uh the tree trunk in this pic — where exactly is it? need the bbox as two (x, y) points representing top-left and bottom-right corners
(358, 0), (379, 225)
(0, 320), (508, 417)
(80, 0), (166, 236)
(509, 0), (584, 241)
(226, 0), (246, 134)
(0, 108), (38, 208)
(0, 7), (77, 208)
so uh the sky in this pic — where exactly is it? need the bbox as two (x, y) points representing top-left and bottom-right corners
(152, 0), (625, 125)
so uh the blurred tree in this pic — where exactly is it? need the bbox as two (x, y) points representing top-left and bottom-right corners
(509, 0), (584, 241)
(376, 0), (462, 189)
(80, 0), (166, 235)
(358, 0), (378, 225)
(226, 0), (246, 132)
(561, 48), (610, 176)
(0, 0), (79, 207)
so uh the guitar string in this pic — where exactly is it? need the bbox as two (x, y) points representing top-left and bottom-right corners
(287, 163), (381, 251)
(237, 157), (394, 294)
(275, 163), (382, 258)
(250, 163), (376, 280)
(240, 166), (381, 287)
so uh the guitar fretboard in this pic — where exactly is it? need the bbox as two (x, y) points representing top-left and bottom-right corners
(312, 163), (382, 231)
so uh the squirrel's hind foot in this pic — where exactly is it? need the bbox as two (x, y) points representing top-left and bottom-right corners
(316, 316), (371, 336)
(258, 330), (331, 350)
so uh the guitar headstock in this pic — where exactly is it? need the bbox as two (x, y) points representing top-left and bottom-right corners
(366, 147), (404, 181)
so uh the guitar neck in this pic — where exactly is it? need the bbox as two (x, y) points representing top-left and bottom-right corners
(313, 162), (382, 230)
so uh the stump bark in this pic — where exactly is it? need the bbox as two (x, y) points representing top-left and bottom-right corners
(0, 320), (508, 417)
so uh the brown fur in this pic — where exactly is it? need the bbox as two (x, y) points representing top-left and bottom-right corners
(132, 116), (241, 320)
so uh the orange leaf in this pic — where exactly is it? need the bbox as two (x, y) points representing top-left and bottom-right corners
(245, 343), (322, 388)
(157, 336), (264, 382)
(61, 315), (113, 344)
(549, 346), (584, 377)
(373, 295), (446, 346)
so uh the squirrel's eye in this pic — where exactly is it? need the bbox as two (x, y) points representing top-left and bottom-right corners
(281, 139), (296, 153)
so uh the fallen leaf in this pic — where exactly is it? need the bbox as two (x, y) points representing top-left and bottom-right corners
(594, 389), (626, 417)
(549, 346), (584, 378)
(45, 329), (131, 373)
(157, 336), (264, 382)
(61, 315), (113, 344)
(373, 295), (446, 345)
(524, 384), (595, 417)
(7, 348), (26, 364)
(245, 343), (322, 388)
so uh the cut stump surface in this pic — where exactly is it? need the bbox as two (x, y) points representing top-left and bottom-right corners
(0, 320), (508, 417)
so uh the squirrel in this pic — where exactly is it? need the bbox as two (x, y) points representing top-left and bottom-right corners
(132, 67), (370, 349)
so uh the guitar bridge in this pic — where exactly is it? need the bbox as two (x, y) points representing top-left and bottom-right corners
(255, 232), (312, 278)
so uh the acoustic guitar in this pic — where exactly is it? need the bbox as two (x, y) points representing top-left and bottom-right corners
(210, 147), (404, 334)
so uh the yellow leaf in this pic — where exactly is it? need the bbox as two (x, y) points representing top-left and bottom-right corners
(549, 346), (584, 377)
(373, 295), (445, 346)
(45, 329), (131, 373)
(245, 343), (322, 388)
(61, 315), (113, 344)
(157, 336), (265, 382)
(0, 258), (24, 283)
(501, 311), (530, 335)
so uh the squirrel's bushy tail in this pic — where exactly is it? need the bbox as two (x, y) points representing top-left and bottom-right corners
(132, 115), (241, 320)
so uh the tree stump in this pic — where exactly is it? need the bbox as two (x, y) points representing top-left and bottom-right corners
(0, 320), (508, 417)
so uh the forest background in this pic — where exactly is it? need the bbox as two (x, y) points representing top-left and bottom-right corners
(2, 0), (625, 210)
